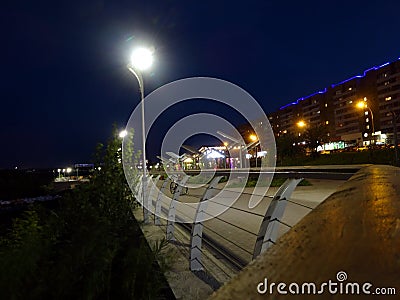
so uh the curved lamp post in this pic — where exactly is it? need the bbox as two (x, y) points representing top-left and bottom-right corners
(127, 47), (154, 222)
(127, 47), (154, 175)
(356, 99), (375, 134)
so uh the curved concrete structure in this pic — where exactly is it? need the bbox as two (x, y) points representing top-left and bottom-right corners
(209, 165), (400, 299)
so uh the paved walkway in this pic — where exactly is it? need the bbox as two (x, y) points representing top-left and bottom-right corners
(148, 178), (345, 270)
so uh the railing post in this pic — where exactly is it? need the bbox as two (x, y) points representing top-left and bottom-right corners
(148, 174), (160, 209)
(143, 176), (153, 223)
(143, 175), (160, 223)
(134, 175), (143, 204)
(253, 178), (303, 259)
(190, 176), (223, 271)
(155, 177), (171, 225)
(166, 175), (189, 241)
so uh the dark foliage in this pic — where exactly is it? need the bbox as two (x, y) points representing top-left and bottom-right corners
(0, 128), (172, 299)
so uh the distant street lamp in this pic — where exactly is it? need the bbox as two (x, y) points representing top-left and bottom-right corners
(119, 130), (128, 138)
(297, 120), (306, 128)
(127, 46), (154, 223)
(249, 134), (259, 168)
(217, 131), (244, 168)
(66, 168), (72, 180)
(296, 120), (307, 140)
(356, 98), (375, 143)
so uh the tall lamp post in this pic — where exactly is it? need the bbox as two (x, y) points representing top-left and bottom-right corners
(356, 98), (375, 144)
(249, 134), (258, 168)
(127, 47), (154, 222)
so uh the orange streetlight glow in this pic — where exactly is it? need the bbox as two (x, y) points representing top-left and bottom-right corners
(356, 101), (366, 109)
(297, 120), (306, 128)
(249, 134), (257, 141)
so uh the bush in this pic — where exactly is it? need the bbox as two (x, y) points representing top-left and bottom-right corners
(0, 127), (171, 299)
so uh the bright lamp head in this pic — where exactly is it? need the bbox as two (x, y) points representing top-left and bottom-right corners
(130, 47), (153, 71)
(356, 102), (366, 109)
(119, 130), (128, 138)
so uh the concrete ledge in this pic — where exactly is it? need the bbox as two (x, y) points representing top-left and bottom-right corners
(209, 165), (400, 299)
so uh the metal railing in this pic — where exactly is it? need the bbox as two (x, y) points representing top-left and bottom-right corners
(131, 168), (352, 284)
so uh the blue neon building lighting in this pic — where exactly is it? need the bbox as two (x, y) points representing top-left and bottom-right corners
(279, 59), (395, 111)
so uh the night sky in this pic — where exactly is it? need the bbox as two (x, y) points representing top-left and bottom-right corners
(2, 1), (400, 169)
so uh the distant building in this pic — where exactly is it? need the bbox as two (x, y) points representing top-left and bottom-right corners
(268, 58), (400, 147)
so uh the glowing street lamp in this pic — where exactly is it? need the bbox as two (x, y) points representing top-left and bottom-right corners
(66, 168), (72, 180)
(119, 130), (128, 138)
(356, 101), (366, 109)
(249, 134), (259, 168)
(297, 120), (306, 128)
(249, 134), (257, 142)
(130, 47), (154, 71)
(127, 47), (153, 177)
(356, 98), (375, 135)
(127, 46), (154, 223)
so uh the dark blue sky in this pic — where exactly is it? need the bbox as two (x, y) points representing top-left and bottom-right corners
(1, 1), (400, 168)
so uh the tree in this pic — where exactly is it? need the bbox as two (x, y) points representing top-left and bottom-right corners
(304, 125), (328, 157)
(276, 132), (305, 164)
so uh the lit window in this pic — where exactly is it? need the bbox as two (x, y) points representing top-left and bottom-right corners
(283, 130), (287, 133)
(325, 121), (329, 125)
(364, 133), (368, 137)
(366, 118), (369, 122)
(276, 124), (279, 128)
(325, 103), (328, 107)
(385, 96), (392, 101)
(348, 100), (353, 104)
(366, 125), (370, 130)
(349, 87), (352, 91)
(365, 111), (369, 116)
(327, 132), (330, 136)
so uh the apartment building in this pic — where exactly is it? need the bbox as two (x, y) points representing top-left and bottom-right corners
(268, 58), (400, 147)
